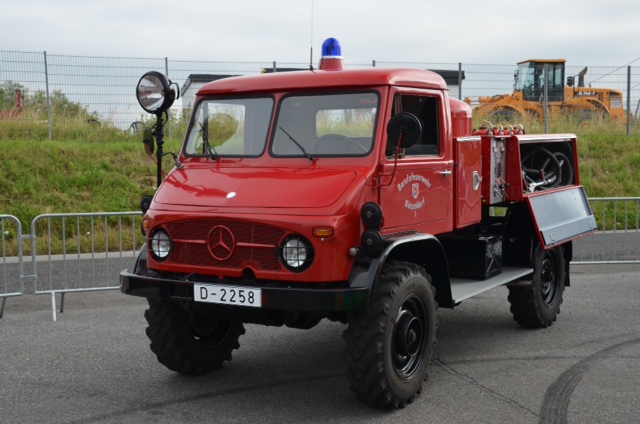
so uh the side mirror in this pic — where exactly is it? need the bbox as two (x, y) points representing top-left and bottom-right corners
(386, 112), (421, 150)
(136, 71), (178, 115)
(142, 127), (154, 154)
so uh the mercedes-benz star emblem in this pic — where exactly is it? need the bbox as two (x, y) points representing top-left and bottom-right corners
(207, 225), (236, 261)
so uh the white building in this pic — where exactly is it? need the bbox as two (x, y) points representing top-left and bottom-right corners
(181, 74), (238, 113)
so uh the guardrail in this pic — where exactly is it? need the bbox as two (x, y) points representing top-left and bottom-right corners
(572, 197), (640, 264)
(0, 200), (638, 320)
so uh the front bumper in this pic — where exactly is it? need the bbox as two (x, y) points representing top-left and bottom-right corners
(120, 270), (369, 312)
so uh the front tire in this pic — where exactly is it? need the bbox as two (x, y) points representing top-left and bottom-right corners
(343, 261), (438, 408)
(144, 298), (245, 374)
(507, 245), (565, 328)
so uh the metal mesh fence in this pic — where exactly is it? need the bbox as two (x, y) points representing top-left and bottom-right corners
(1, 50), (639, 140)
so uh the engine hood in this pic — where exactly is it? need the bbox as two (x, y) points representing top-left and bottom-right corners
(154, 166), (359, 209)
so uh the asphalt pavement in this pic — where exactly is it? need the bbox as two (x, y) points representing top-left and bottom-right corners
(1, 264), (639, 424)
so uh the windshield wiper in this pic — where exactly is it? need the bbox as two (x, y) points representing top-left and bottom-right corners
(200, 121), (218, 160)
(279, 126), (314, 161)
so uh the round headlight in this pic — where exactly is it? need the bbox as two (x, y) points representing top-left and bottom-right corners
(280, 235), (314, 272)
(150, 229), (172, 261)
(136, 71), (175, 115)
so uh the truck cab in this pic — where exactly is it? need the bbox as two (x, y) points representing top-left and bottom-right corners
(122, 39), (596, 409)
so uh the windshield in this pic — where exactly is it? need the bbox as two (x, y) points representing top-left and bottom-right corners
(271, 92), (378, 157)
(515, 62), (564, 102)
(184, 97), (273, 157)
(514, 62), (536, 92)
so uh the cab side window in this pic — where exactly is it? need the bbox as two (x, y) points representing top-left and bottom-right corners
(390, 94), (440, 156)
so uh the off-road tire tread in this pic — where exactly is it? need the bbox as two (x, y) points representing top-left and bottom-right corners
(507, 246), (565, 328)
(144, 298), (245, 375)
(343, 261), (437, 408)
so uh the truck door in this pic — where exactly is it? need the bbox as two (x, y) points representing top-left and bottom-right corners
(379, 92), (454, 235)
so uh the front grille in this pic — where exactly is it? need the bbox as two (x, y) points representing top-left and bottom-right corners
(165, 219), (285, 271)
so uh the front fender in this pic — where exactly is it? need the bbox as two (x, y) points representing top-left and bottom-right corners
(582, 98), (610, 114)
(349, 233), (453, 308)
(133, 244), (149, 276)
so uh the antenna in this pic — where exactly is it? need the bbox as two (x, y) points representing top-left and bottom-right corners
(309, 0), (314, 69)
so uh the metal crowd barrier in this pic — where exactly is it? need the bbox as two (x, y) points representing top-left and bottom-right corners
(1, 212), (142, 321)
(0, 199), (638, 320)
(30, 212), (143, 321)
(1, 215), (23, 318)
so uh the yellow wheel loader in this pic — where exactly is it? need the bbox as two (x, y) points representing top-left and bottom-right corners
(467, 59), (626, 123)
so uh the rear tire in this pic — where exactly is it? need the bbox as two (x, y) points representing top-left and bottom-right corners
(508, 245), (565, 328)
(343, 261), (437, 408)
(144, 298), (245, 374)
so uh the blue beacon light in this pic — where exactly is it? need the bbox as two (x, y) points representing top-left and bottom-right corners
(321, 38), (342, 58)
(319, 38), (344, 71)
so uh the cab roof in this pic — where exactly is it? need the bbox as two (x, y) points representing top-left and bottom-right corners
(517, 59), (567, 65)
(196, 68), (448, 95)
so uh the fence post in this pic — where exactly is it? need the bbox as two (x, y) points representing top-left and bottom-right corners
(164, 57), (171, 140)
(627, 66), (631, 136)
(544, 63), (549, 134)
(44, 51), (53, 141)
(458, 62), (463, 100)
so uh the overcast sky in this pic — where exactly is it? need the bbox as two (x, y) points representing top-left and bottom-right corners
(2, 0), (640, 67)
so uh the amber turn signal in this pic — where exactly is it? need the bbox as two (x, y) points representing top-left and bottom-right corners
(312, 227), (333, 238)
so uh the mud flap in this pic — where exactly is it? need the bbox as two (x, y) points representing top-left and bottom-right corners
(526, 186), (597, 249)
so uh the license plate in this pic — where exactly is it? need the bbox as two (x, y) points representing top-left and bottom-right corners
(194, 283), (262, 308)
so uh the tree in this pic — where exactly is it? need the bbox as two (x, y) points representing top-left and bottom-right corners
(0, 81), (24, 110)
(0, 80), (96, 122)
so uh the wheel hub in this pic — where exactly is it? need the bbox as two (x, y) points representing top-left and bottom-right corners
(540, 257), (557, 304)
(395, 312), (422, 357)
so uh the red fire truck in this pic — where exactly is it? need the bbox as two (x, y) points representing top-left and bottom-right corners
(121, 38), (596, 408)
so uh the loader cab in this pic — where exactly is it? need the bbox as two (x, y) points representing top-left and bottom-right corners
(514, 59), (565, 103)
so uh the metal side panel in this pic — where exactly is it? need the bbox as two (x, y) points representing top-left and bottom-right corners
(526, 186), (597, 248)
(450, 266), (533, 304)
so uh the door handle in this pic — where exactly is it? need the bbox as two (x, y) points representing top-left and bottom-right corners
(436, 170), (452, 176)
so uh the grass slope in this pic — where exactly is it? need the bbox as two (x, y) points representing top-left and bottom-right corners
(0, 141), (161, 223)
(2, 132), (639, 219)
(0, 127), (638, 254)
